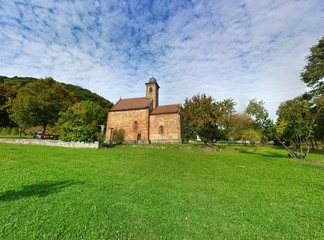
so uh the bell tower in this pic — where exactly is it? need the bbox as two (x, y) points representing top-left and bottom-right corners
(145, 77), (159, 110)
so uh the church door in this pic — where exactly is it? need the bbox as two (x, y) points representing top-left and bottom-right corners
(137, 134), (141, 143)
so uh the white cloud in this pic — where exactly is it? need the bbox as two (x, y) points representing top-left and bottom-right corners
(0, 0), (323, 120)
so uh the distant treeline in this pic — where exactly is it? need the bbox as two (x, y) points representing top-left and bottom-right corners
(0, 75), (113, 110)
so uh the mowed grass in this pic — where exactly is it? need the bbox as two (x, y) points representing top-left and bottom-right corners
(0, 143), (323, 239)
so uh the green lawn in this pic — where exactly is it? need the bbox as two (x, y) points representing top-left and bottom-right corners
(0, 143), (323, 239)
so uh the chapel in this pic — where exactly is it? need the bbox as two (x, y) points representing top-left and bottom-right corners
(105, 77), (183, 144)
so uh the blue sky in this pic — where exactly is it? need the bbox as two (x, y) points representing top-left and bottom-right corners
(0, 0), (323, 119)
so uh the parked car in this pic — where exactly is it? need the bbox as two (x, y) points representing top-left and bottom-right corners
(33, 132), (54, 139)
(33, 132), (43, 139)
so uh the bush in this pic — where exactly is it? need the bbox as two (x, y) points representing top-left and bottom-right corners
(114, 129), (125, 144)
(58, 101), (106, 143)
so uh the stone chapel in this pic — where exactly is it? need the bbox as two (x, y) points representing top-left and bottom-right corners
(105, 77), (183, 144)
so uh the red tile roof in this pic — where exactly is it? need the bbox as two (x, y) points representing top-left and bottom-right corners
(110, 97), (152, 111)
(151, 104), (180, 115)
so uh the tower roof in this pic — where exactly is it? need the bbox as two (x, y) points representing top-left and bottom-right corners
(149, 77), (156, 83)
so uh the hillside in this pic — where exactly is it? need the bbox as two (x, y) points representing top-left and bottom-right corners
(0, 75), (113, 110)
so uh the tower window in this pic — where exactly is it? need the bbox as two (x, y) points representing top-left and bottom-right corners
(133, 121), (138, 131)
(149, 87), (153, 93)
(159, 125), (164, 134)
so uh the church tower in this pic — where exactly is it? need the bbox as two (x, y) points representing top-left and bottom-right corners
(145, 77), (159, 110)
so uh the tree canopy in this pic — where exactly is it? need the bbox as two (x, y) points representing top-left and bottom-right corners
(300, 35), (324, 95)
(58, 100), (107, 142)
(10, 78), (75, 133)
(181, 94), (235, 143)
(245, 99), (275, 141)
(0, 84), (17, 127)
(276, 96), (323, 158)
(1, 75), (113, 114)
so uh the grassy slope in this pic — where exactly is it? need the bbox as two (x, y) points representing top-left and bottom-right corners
(0, 143), (323, 239)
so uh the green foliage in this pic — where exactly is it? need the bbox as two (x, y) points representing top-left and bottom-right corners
(114, 128), (125, 144)
(181, 94), (217, 143)
(276, 96), (324, 158)
(300, 35), (324, 95)
(241, 129), (262, 146)
(246, 99), (276, 141)
(277, 97), (310, 144)
(228, 113), (253, 140)
(181, 94), (235, 143)
(0, 84), (17, 127)
(58, 101), (106, 142)
(0, 144), (323, 239)
(62, 83), (113, 111)
(0, 75), (38, 89)
(10, 78), (75, 133)
(181, 118), (196, 142)
(0, 76), (113, 128)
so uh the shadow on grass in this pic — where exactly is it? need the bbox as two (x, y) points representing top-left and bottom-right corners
(0, 180), (83, 202)
(237, 149), (287, 159)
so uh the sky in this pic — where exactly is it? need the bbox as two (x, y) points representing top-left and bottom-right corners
(0, 0), (323, 119)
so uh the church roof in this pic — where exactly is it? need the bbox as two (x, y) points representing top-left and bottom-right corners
(151, 104), (181, 115)
(110, 97), (152, 111)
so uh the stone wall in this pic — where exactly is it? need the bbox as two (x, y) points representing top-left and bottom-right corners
(149, 113), (182, 143)
(0, 138), (99, 148)
(106, 109), (150, 143)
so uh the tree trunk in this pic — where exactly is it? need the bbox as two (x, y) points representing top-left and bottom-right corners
(19, 127), (24, 138)
(275, 135), (297, 158)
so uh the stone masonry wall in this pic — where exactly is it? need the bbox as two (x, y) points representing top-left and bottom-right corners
(149, 113), (182, 143)
(106, 109), (150, 143)
(0, 138), (99, 148)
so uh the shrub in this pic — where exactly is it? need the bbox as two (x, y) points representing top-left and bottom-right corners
(114, 129), (125, 144)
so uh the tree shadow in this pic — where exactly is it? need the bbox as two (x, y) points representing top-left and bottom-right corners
(0, 180), (83, 202)
(238, 149), (287, 159)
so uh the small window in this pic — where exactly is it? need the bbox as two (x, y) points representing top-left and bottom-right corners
(159, 125), (164, 134)
(133, 121), (138, 131)
(149, 87), (153, 93)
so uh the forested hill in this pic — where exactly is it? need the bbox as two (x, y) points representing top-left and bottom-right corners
(0, 75), (113, 110)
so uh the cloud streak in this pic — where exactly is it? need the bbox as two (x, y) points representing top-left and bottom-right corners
(0, 0), (323, 119)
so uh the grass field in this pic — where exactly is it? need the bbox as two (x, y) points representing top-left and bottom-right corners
(0, 143), (323, 239)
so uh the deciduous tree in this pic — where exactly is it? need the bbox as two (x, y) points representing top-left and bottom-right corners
(245, 99), (275, 142)
(276, 96), (323, 159)
(0, 84), (17, 127)
(181, 94), (235, 143)
(301, 35), (324, 96)
(10, 77), (75, 133)
(58, 101), (106, 142)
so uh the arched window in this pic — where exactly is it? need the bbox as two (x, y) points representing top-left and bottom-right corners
(149, 87), (153, 93)
(159, 125), (164, 134)
(133, 121), (138, 131)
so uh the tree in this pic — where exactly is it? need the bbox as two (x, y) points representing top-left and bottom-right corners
(301, 35), (324, 96)
(0, 84), (17, 127)
(181, 94), (218, 143)
(181, 94), (235, 144)
(245, 99), (276, 142)
(114, 129), (125, 144)
(10, 77), (75, 133)
(182, 117), (196, 142)
(58, 101), (106, 142)
(241, 129), (263, 147)
(276, 96), (323, 159)
(228, 113), (253, 143)
(312, 96), (324, 149)
(214, 98), (236, 140)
